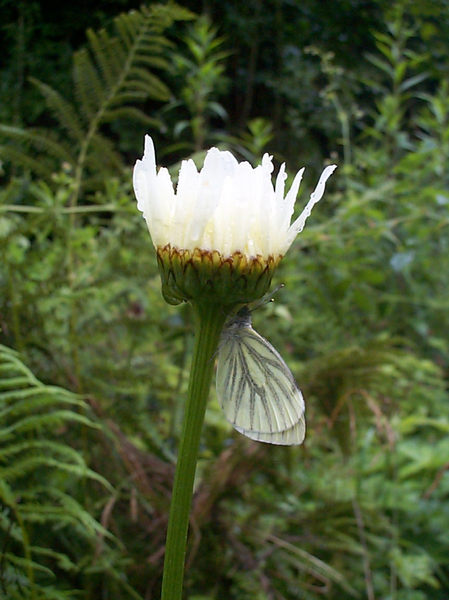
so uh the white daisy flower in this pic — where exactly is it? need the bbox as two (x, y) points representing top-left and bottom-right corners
(133, 135), (336, 261)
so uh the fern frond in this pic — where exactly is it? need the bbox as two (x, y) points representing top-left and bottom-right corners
(2, 455), (110, 489)
(0, 144), (54, 177)
(65, 3), (191, 200)
(101, 106), (160, 126)
(0, 410), (101, 441)
(1, 3), (192, 200)
(0, 125), (74, 164)
(80, 3), (189, 110)
(122, 77), (169, 100)
(30, 546), (78, 571)
(88, 132), (123, 173)
(138, 34), (174, 50)
(0, 385), (79, 404)
(6, 553), (55, 577)
(127, 66), (171, 99)
(0, 440), (85, 465)
(73, 48), (105, 121)
(0, 478), (17, 506)
(114, 14), (135, 48)
(0, 376), (31, 389)
(85, 29), (120, 88)
(29, 78), (85, 142)
(0, 344), (115, 597)
(107, 90), (148, 106)
(19, 487), (115, 540)
(0, 391), (87, 419)
(133, 54), (171, 69)
(18, 500), (108, 536)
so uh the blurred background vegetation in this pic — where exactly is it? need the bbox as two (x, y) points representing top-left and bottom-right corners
(0, 0), (448, 598)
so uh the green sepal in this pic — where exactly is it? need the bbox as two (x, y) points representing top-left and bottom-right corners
(156, 245), (281, 308)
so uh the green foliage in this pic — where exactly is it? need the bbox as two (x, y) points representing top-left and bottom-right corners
(0, 344), (112, 599)
(159, 15), (229, 155)
(192, 333), (448, 599)
(0, 1), (448, 599)
(217, 117), (274, 163)
(0, 3), (192, 202)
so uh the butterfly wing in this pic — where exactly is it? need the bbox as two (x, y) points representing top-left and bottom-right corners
(234, 418), (305, 445)
(216, 319), (305, 446)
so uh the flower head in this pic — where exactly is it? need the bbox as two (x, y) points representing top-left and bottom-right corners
(134, 135), (336, 306)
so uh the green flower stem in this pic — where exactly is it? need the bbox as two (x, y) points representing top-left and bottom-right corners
(161, 302), (228, 600)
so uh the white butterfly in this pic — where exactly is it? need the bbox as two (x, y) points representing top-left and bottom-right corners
(216, 307), (305, 445)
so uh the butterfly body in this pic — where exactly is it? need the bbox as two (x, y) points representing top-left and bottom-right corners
(216, 307), (305, 445)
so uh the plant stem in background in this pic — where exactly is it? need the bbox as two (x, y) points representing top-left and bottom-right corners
(161, 303), (227, 600)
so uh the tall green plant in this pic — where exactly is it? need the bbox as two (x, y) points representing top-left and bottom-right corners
(161, 16), (229, 154)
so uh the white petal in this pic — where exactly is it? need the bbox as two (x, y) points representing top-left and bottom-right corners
(133, 164), (149, 216)
(261, 153), (274, 174)
(177, 158), (199, 195)
(143, 135), (156, 173)
(284, 167), (305, 212)
(133, 135), (157, 216)
(133, 134), (336, 260)
(176, 159), (199, 224)
(203, 147), (238, 180)
(284, 164), (337, 250)
(275, 163), (287, 202)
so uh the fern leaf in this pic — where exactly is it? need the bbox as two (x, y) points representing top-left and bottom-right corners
(29, 78), (85, 142)
(84, 29), (117, 89)
(100, 37), (128, 83)
(0, 505), (24, 543)
(18, 508), (111, 543)
(1, 3), (192, 200)
(127, 66), (171, 99)
(0, 410), (101, 440)
(114, 13), (138, 48)
(0, 391), (85, 418)
(21, 488), (115, 539)
(0, 376), (32, 389)
(0, 478), (17, 507)
(87, 132), (123, 174)
(101, 107), (161, 126)
(0, 144), (54, 177)
(6, 553), (55, 576)
(107, 91), (148, 106)
(73, 48), (106, 121)
(0, 439), (85, 465)
(29, 546), (78, 571)
(134, 54), (171, 70)
(0, 125), (74, 164)
(138, 34), (174, 50)
(0, 386), (76, 403)
(122, 77), (169, 99)
(0, 345), (116, 597)
(1, 454), (110, 488)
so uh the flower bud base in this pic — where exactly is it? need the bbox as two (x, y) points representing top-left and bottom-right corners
(156, 244), (281, 307)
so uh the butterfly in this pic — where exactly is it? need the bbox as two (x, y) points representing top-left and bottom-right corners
(216, 306), (305, 445)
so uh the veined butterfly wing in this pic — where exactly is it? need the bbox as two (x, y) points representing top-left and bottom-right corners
(216, 308), (305, 445)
